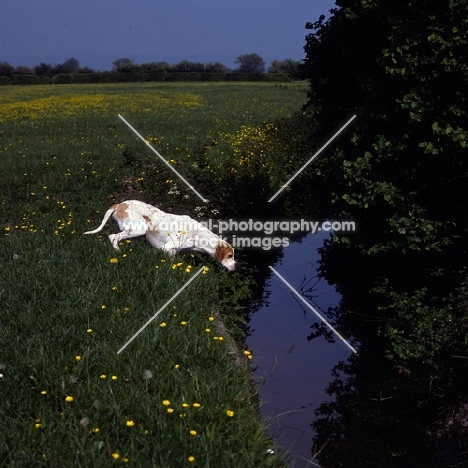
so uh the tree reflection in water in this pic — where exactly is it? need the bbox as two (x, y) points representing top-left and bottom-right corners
(310, 343), (444, 467)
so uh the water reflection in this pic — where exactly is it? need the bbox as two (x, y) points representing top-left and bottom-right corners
(310, 351), (442, 468)
(247, 231), (352, 467)
(246, 230), (445, 467)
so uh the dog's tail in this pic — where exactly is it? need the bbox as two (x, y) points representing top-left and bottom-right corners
(84, 205), (117, 235)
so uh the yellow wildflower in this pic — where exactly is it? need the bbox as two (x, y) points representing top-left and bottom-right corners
(244, 350), (253, 359)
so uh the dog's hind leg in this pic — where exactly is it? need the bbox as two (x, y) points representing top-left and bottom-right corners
(109, 227), (147, 250)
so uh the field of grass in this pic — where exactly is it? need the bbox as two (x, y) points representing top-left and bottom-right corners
(0, 82), (308, 467)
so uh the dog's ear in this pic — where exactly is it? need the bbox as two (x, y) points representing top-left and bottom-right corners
(215, 242), (234, 262)
(215, 242), (227, 262)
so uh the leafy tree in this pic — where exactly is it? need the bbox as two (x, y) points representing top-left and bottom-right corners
(172, 60), (205, 73)
(63, 57), (79, 73)
(299, 3), (468, 463)
(51, 58), (80, 74)
(235, 53), (265, 73)
(204, 61), (228, 73)
(112, 58), (134, 72)
(34, 62), (54, 76)
(303, 0), (468, 365)
(0, 61), (14, 76)
(51, 64), (65, 74)
(139, 61), (170, 73)
(75, 66), (94, 74)
(268, 58), (300, 75)
(13, 66), (34, 75)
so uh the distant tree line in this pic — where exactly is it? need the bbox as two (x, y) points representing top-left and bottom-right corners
(111, 54), (303, 75)
(0, 57), (84, 77)
(0, 54), (305, 85)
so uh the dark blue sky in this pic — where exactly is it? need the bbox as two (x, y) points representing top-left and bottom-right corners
(1, 0), (335, 71)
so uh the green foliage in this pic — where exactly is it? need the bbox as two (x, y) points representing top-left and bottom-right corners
(304, 0), (468, 366)
(13, 66), (34, 75)
(34, 62), (54, 76)
(0, 61), (14, 76)
(268, 59), (301, 76)
(234, 53), (266, 73)
(373, 286), (455, 362)
(52, 73), (75, 84)
(12, 74), (41, 85)
(172, 60), (206, 73)
(112, 57), (134, 72)
(9, 72), (291, 86)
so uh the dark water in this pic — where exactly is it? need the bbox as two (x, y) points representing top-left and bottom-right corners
(247, 231), (352, 467)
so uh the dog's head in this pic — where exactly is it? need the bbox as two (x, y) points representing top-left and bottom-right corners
(215, 241), (237, 272)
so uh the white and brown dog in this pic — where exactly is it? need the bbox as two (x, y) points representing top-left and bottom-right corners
(84, 200), (237, 271)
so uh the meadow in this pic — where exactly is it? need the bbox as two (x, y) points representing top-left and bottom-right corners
(0, 82), (309, 467)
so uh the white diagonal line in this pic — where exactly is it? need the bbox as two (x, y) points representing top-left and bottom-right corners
(117, 266), (206, 354)
(118, 114), (208, 203)
(269, 266), (357, 354)
(268, 115), (357, 202)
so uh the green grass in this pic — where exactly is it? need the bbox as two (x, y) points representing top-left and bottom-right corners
(0, 82), (308, 467)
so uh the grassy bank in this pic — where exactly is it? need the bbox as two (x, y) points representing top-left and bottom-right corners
(0, 82), (308, 466)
